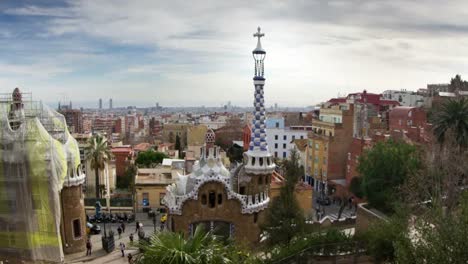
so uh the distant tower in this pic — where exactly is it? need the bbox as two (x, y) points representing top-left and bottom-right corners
(99, 98), (102, 109)
(109, 98), (113, 109)
(69, 101), (72, 109)
(243, 27), (275, 176)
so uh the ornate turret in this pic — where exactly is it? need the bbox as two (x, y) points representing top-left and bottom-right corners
(9, 87), (25, 130)
(243, 27), (275, 175)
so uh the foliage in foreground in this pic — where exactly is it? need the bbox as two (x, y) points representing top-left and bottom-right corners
(359, 193), (468, 264)
(394, 192), (468, 264)
(264, 229), (354, 263)
(136, 226), (258, 264)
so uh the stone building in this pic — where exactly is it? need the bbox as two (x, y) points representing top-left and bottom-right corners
(308, 103), (355, 194)
(161, 123), (191, 148)
(164, 28), (275, 245)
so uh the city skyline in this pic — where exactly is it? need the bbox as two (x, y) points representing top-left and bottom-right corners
(1, 0), (467, 107)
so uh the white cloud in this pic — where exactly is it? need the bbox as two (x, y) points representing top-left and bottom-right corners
(3, 0), (468, 106)
(0, 63), (71, 78)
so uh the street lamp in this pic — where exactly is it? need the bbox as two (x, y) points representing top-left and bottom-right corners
(252, 27), (266, 79)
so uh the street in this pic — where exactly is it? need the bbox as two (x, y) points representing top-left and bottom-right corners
(66, 212), (166, 263)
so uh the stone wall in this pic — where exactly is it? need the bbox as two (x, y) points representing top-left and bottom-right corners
(61, 185), (86, 254)
(355, 203), (387, 234)
(171, 181), (264, 246)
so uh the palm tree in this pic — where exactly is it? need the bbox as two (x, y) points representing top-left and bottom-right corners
(433, 98), (468, 150)
(85, 134), (112, 198)
(136, 226), (248, 264)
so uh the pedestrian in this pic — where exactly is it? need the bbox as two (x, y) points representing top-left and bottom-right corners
(129, 233), (134, 244)
(128, 253), (133, 263)
(117, 226), (122, 239)
(121, 222), (126, 233)
(86, 239), (92, 256)
(120, 242), (126, 257)
(135, 221), (140, 232)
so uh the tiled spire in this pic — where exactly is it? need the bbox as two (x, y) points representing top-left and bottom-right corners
(249, 27), (268, 152)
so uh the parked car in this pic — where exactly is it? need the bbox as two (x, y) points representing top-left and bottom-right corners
(86, 222), (101, 235)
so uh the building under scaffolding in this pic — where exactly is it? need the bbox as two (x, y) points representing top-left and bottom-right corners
(0, 88), (87, 263)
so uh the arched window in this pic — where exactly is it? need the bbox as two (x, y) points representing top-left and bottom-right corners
(239, 186), (246, 195)
(217, 194), (223, 205)
(259, 157), (264, 166)
(258, 176), (263, 185)
(253, 213), (258, 223)
(209, 191), (216, 208)
(251, 157), (256, 166)
(201, 194), (207, 205)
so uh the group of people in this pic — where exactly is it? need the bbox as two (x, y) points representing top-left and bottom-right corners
(85, 221), (136, 263)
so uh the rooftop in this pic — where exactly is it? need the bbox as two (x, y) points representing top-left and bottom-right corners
(135, 167), (179, 185)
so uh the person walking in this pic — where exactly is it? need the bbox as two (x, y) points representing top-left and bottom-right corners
(119, 242), (126, 257)
(121, 222), (126, 233)
(117, 226), (122, 239)
(135, 221), (140, 232)
(129, 233), (134, 245)
(86, 239), (92, 256)
(127, 253), (133, 263)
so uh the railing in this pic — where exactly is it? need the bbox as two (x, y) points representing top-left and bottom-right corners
(271, 241), (366, 264)
(110, 197), (133, 207)
(85, 198), (107, 207)
(84, 197), (133, 207)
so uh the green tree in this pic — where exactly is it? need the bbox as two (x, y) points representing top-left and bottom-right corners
(358, 140), (420, 214)
(116, 164), (137, 190)
(349, 177), (364, 199)
(449, 74), (468, 93)
(433, 97), (468, 150)
(136, 225), (256, 264)
(85, 134), (112, 198)
(135, 150), (168, 168)
(262, 149), (304, 246)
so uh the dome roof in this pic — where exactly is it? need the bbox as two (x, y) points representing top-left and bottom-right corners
(205, 129), (215, 143)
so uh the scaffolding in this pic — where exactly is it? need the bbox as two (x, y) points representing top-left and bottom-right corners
(0, 89), (82, 263)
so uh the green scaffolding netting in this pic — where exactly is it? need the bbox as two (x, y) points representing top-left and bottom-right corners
(0, 102), (83, 263)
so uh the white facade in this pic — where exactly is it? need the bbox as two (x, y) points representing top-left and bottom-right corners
(266, 128), (308, 159)
(381, 90), (424, 107)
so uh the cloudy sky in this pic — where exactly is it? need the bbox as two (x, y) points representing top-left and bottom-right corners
(0, 0), (467, 108)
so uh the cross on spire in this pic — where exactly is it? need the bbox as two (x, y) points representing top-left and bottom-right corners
(253, 26), (264, 40)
